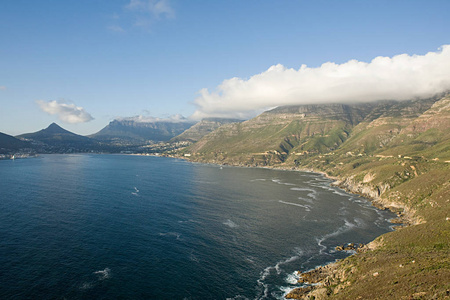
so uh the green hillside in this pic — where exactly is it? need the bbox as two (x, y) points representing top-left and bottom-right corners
(170, 117), (242, 143)
(180, 95), (450, 299)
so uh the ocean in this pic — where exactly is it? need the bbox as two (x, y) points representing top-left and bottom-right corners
(0, 154), (395, 299)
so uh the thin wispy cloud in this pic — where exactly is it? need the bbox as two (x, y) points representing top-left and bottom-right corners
(125, 0), (175, 19)
(192, 45), (450, 120)
(108, 0), (174, 32)
(107, 25), (126, 33)
(0, 86), (6, 91)
(36, 100), (94, 124)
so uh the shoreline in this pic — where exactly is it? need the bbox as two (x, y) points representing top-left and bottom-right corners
(179, 157), (417, 299)
(19, 153), (429, 298)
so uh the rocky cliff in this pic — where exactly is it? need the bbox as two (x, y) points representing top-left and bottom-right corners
(179, 95), (450, 299)
(170, 117), (242, 143)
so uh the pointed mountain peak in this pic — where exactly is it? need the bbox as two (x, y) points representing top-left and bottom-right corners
(44, 123), (71, 134)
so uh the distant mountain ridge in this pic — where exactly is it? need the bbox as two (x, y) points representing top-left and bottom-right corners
(17, 123), (98, 152)
(91, 119), (196, 144)
(0, 132), (30, 154)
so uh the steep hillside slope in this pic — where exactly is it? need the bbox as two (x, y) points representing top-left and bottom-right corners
(180, 95), (450, 299)
(170, 118), (242, 143)
(185, 99), (437, 166)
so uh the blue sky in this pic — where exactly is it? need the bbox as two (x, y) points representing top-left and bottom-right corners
(1, 0), (449, 135)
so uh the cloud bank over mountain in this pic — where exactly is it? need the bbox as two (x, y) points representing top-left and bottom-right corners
(36, 100), (94, 124)
(117, 114), (190, 123)
(192, 45), (450, 120)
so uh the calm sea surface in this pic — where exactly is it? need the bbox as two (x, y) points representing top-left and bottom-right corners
(0, 154), (395, 299)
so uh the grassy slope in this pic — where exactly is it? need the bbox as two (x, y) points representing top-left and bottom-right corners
(287, 97), (450, 299)
(181, 96), (450, 299)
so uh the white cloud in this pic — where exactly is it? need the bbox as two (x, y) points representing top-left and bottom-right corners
(36, 100), (94, 124)
(118, 114), (189, 123)
(0, 86), (6, 91)
(192, 45), (450, 120)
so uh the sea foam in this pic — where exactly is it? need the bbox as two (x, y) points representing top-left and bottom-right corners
(223, 219), (239, 228)
(94, 267), (111, 280)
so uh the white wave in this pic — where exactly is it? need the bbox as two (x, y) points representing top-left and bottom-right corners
(278, 285), (298, 299)
(298, 197), (314, 204)
(223, 219), (239, 228)
(285, 271), (301, 284)
(271, 179), (295, 186)
(245, 256), (256, 264)
(344, 219), (357, 229)
(179, 219), (197, 224)
(256, 269), (271, 299)
(333, 190), (349, 197)
(290, 187), (315, 192)
(316, 220), (356, 254)
(94, 267), (111, 280)
(159, 232), (182, 240)
(278, 200), (311, 211)
(250, 178), (267, 182)
(226, 295), (249, 300)
(131, 192), (139, 196)
(260, 266), (272, 281)
(257, 255), (302, 300)
(189, 253), (200, 263)
(290, 187), (317, 200)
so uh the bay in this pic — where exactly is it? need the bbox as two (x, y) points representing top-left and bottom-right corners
(0, 154), (395, 299)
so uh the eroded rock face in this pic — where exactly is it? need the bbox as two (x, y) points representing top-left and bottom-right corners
(285, 261), (360, 299)
(285, 286), (314, 299)
(335, 242), (364, 252)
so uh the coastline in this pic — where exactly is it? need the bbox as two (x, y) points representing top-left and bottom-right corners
(177, 156), (422, 299)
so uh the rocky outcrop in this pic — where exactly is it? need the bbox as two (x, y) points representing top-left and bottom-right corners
(285, 262), (357, 299)
(331, 176), (421, 225)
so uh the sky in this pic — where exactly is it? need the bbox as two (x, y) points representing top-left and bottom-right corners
(1, 0), (449, 136)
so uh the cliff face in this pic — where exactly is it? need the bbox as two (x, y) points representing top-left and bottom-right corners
(170, 118), (242, 143)
(180, 95), (450, 299)
(184, 98), (441, 166)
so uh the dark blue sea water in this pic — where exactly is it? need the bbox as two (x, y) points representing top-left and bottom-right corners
(0, 154), (395, 299)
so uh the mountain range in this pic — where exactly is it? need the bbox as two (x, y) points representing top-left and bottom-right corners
(184, 96), (448, 165)
(0, 118), (199, 153)
(1, 95), (449, 298)
(90, 119), (196, 144)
